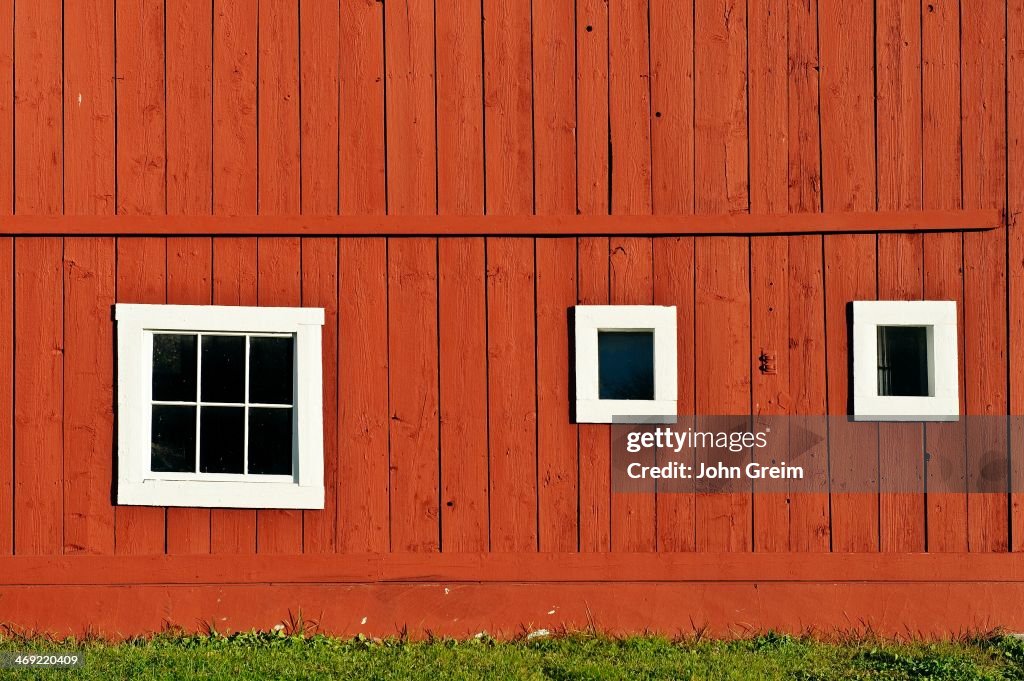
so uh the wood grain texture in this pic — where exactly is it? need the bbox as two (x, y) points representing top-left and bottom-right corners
(166, 0), (213, 216)
(532, 0), (575, 216)
(299, 0), (339, 215)
(64, 0), (115, 214)
(115, 0), (166, 215)
(487, 238), (537, 551)
(0, 239), (11, 555)
(962, 0), (1009, 553)
(14, 0), (61, 214)
(337, 238), (390, 552)
(0, 0), (12, 215)
(14, 239), (63, 555)
(438, 238), (489, 552)
(483, 0), (533, 215)
(387, 238), (440, 552)
(258, 0), (300, 215)
(1009, 0), (1024, 552)
(213, 0), (258, 215)
(114, 238), (167, 555)
(535, 238), (577, 551)
(339, 0), (386, 214)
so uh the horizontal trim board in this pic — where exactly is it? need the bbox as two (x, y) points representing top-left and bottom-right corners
(5, 552), (1024, 585)
(3, 582), (1024, 638)
(0, 209), (1000, 236)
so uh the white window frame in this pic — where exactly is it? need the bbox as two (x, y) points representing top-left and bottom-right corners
(852, 300), (959, 422)
(115, 303), (325, 509)
(574, 305), (677, 423)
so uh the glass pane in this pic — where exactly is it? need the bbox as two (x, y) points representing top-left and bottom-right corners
(248, 407), (293, 475)
(151, 405), (196, 472)
(877, 326), (930, 397)
(152, 334), (197, 401)
(200, 335), (246, 403)
(199, 406), (245, 474)
(598, 331), (655, 400)
(249, 336), (294, 405)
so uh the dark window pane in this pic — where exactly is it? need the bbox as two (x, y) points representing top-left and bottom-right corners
(151, 405), (196, 472)
(152, 334), (197, 401)
(598, 331), (655, 400)
(199, 406), (245, 473)
(248, 407), (293, 475)
(249, 336), (294, 405)
(201, 335), (246, 403)
(877, 326), (930, 397)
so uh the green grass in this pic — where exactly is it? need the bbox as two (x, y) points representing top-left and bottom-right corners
(0, 629), (1022, 680)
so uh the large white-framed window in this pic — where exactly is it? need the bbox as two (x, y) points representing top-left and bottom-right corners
(115, 304), (325, 509)
(852, 300), (959, 422)
(574, 305), (677, 423)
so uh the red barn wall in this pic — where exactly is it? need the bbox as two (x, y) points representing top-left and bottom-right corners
(0, 0), (1022, 635)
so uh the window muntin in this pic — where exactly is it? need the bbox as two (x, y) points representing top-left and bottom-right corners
(148, 332), (294, 479)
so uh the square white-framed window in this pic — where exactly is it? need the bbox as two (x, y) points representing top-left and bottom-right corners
(574, 305), (677, 423)
(115, 303), (325, 509)
(852, 300), (959, 422)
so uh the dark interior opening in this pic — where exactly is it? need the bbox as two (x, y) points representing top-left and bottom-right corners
(877, 325), (930, 397)
(598, 330), (655, 400)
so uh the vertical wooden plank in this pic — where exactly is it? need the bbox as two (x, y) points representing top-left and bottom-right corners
(0, 239), (11, 556)
(0, 0), (12, 217)
(164, 0), (214, 556)
(258, 0), (300, 214)
(300, 0), (339, 215)
(438, 238), (488, 552)
(115, 0), (166, 215)
(115, 238), (167, 554)
(62, 0), (115, 556)
(483, 0), (533, 215)
(339, 0), (386, 213)
(384, 0), (435, 214)
(164, 238), (213, 554)
(748, 0), (789, 552)
(876, 0), (925, 553)
(535, 239), (577, 552)
(1009, 0), (1024, 552)
(533, 0), (577, 552)
(213, 0), (257, 215)
(650, 0), (695, 552)
(388, 238), (440, 552)
(210, 237), (258, 553)
(337, 238), (390, 552)
(819, 0), (878, 552)
(436, 0), (483, 214)
(166, 0), (213, 215)
(256, 237), (303, 553)
(13, 239), (63, 555)
(14, 0), (61, 214)
(694, 0), (750, 552)
(962, 0), (1008, 552)
(64, 0), (115, 214)
(694, 0), (748, 214)
(487, 238), (537, 551)
(435, 0), (488, 553)
(301, 238), (338, 553)
(576, 0), (610, 553)
(63, 239), (116, 555)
